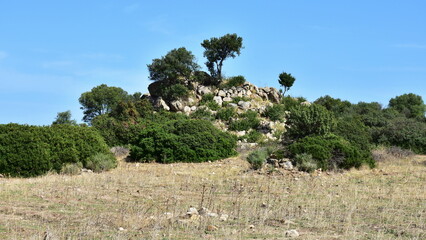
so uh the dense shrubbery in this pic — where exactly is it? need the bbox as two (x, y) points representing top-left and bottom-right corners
(288, 134), (375, 170)
(247, 148), (270, 170)
(216, 107), (236, 121)
(130, 119), (237, 163)
(222, 75), (246, 88)
(229, 110), (260, 131)
(190, 108), (215, 121)
(263, 104), (286, 121)
(0, 124), (114, 177)
(286, 104), (335, 140)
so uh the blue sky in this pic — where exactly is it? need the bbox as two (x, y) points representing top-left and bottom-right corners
(1, 0), (425, 125)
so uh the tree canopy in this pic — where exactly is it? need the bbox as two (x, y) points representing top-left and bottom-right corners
(278, 72), (296, 96)
(147, 47), (199, 85)
(52, 110), (77, 125)
(201, 33), (243, 81)
(389, 93), (425, 119)
(79, 84), (129, 123)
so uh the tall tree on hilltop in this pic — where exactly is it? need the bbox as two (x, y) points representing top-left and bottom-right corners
(278, 72), (296, 96)
(201, 33), (243, 82)
(79, 84), (129, 123)
(147, 47), (199, 85)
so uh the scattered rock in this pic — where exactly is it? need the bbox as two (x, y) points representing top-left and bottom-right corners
(213, 96), (223, 106)
(153, 97), (170, 111)
(218, 90), (226, 97)
(223, 97), (233, 102)
(219, 214), (229, 222)
(248, 224), (255, 229)
(0, 174), (4, 178)
(285, 229), (299, 237)
(282, 161), (294, 170)
(183, 106), (191, 113)
(235, 131), (246, 137)
(187, 207), (199, 216)
(197, 86), (212, 95)
(300, 101), (311, 106)
(238, 101), (251, 110)
(228, 103), (238, 108)
(118, 227), (125, 231)
(170, 100), (184, 112)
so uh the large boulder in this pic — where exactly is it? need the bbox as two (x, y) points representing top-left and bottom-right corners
(152, 97), (170, 111)
(170, 100), (184, 111)
(148, 81), (164, 98)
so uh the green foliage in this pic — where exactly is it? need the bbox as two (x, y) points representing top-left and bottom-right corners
(245, 130), (263, 143)
(200, 93), (220, 110)
(216, 107), (236, 121)
(130, 119), (237, 163)
(286, 104), (335, 140)
(86, 153), (117, 173)
(333, 116), (372, 151)
(377, 117), (426, 154)
(60, 162), (82, 175)
(52, 110), (77, 125)
(293, 153), (317, 172)
(314, 95), (352, 117)
(247, 148), (269, 170)
(192, 71), (216, 85)
(79, 84), (129, 123)
(161, 84), (189, 102)
(281, 96), (306, 111)
(0, 124), (112, 177)
(263, 104), (286, 121)
(147, 47), (199, 85)
(229, 110), (260, 131)
(201, 33), (243, 81)
(223, 75), (246, 88)
(389, 93), (426, 119)
(288, 134), (374, 170)
(231, 96), (251, 103)
(190, 108), (215, 121)
(278, 72), (296, 95)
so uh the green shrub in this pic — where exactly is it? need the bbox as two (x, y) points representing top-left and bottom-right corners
(334, 116), (372, 151)
(0, 129), (52, 177)
(377, 117), (426, 154)
(130, 119), (237, 163)
(263, 104), (286, 121)
(247, 148), (269, 170)
(200, 93), (215, 104)
(288, 134), (374, 170)
(206, 101), (220, 110)
(86, 153), (117, 173)
(281, 96), (306, 110)
(223, 75), (246, 88)
(190, 108), (215, 121)
(294, 153), (317, 172)
(0, 124), (114, 177)
(192, 71), (216, 86)
(216, 107), (236, 121)
(246, 130), (263, 143)
(161, 84), (189, 101)
(231, 96), (251, 104)
(229, 110), (260, 131)
(286, 104), (335, 140)
(60, 162), (83, 175)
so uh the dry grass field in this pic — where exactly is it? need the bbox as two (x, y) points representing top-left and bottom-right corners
(0, 153), (425, 239)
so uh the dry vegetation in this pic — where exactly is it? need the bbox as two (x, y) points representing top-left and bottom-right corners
(0, 153), (425, 240)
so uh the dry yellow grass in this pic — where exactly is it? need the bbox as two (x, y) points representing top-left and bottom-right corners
(0, 154), (425, 239)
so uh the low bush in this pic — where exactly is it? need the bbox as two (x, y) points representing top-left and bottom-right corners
(247, 148), (269, 170)
(223, 75), (246, 88)
(286, 104), (335, 140)
(60, 162), (83, 175)
(0, 124), (113, 177)
(245, 130), (263, 143)
(190, 108), (215, 121)
(263, 104), (286, 121)
(229, 111), (260, 131)
(288, 134), (374, 171)
(161, 84), (189, 101)
(130, 119), (237, 163)
(216, 107), (236, 121)
(294, 153), (317, 172)
(86, 153), (117, 173)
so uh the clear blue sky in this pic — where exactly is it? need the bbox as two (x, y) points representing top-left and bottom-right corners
(1, 0), (425, 125)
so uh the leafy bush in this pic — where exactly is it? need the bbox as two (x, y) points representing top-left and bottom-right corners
(0, 124), (113, 177)
(190, 108), (215, 121)
(281, 96), (306, 110)
(263, 104), (286, 121)
(334, 117), (372, 151)
(247, 148), (269, 170)
(161, 84), (189, 101)
(216, 107), (236, 121)
(231, 96), (251, 104)
(61, 162), (82, 175)
(192, 71), (215, 86)
(286, 104), (335, 140)
(245, 130), (263, 143)
(223, 75), (246, 88)
(229, 110), (260, 131)
(86, 153), (117, 173)
(377, 117), (426, 154)
(130, 119), (237, 163)
(288, 134), (374, 170)
(294, 153), (317, 172)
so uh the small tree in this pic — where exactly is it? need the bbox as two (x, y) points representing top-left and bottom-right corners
(278, 72), (296, 96)
(79, 84), (129, 123)
(201, 33), (243, 82)
(147, 47), (199, 85)
(52, 110), (77, 125)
